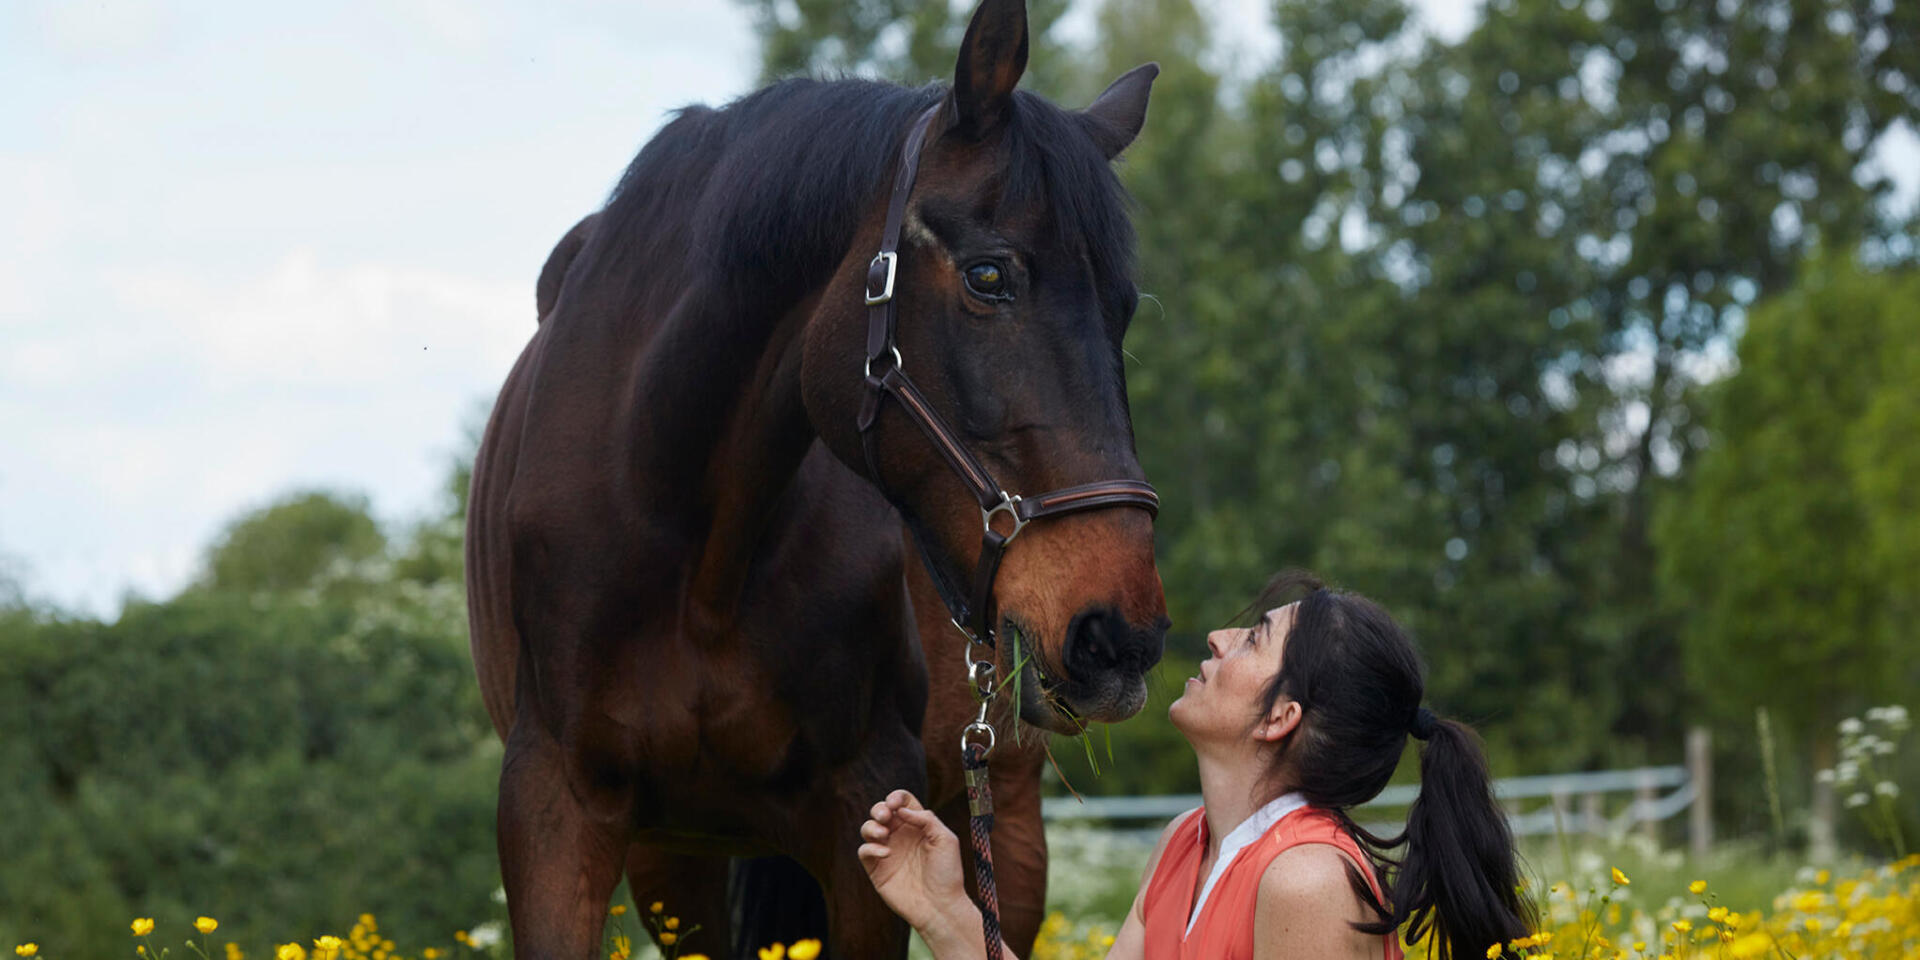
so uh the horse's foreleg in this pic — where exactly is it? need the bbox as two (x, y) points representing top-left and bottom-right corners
(813, 733), (928, 960)
(621, 847), (731, 958)
(497, 721), (630, 960)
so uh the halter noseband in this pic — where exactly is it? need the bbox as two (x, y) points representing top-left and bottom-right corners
(854, 104), (1161, 655)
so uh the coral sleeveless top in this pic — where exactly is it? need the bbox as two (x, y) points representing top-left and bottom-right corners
(1140, 798), (1403, 960)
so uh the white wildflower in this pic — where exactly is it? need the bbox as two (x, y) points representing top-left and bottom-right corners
(1845, 792), (1870, 809)
(1839, 717), (1864, 736)
(467, 922), (503, 949)
(1875, 781), (1899, 799)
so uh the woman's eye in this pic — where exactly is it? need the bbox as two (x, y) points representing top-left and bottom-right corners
(964, 262), (1010, 300)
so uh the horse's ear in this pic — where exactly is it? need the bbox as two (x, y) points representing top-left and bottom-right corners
(1080, 62), (1159, 160)
(950, 0), (1028, 138)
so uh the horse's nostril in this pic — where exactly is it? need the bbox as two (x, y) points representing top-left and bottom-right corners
(1064, 607), (1128, 677)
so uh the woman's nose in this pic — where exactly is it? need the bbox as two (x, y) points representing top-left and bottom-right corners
(1204, 629), (1226, 658)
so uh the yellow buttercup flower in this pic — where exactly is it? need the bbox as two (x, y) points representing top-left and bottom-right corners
(659, 933), (677, 947)
(1688, 880), (1707, 895)
(1707, 906), (1728, 922)
(15, 945), (38, 958)
(224, 944), (243, 960)
(788, 941), (821, 960)
(649, 902), (664, 915)
(1485, 944), (1502, 959)
(665, 918), (680, 931)
(132, 919), (156, 937)
(1814, 870), (1830, 884)
(609, 905), (627, 916)
(1671, 920), (1691, 933)
(277, 943), (307, 960)
(1610, 867), (1630, 886)
(453, 932), (469, 946)
(758, 945), (785, 960)
(196, 918), (220, 935)
(422, 950), (440, 960)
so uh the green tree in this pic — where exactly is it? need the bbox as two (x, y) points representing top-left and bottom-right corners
(1656, 258), (1917, 843)
(0, 462), (495, 956)
(200, 491), (385, 594)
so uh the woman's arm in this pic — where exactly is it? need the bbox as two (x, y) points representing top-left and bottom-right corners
(1252, 844), (1381, 960)
(857, 790), (995, 959)
(858, 796), (1196, 960)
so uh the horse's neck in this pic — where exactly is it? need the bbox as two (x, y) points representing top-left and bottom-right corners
(676, 289), (824, 620)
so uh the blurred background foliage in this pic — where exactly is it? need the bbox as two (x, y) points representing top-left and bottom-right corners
(4, 0), (1918, 950)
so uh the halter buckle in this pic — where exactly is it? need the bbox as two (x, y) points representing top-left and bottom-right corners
(982, 493), (1028, 542)
(864, 251), (898, 305)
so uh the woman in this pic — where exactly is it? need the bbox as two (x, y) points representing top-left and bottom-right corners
(857, 572), (1533, 959)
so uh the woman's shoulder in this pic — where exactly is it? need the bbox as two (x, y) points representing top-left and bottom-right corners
(1256, 839), (1360, 901)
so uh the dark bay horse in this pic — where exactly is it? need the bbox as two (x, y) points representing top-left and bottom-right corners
(465, 2), (1166, 956)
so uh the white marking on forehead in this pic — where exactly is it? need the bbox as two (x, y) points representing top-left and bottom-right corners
(904, 208), (955, 267)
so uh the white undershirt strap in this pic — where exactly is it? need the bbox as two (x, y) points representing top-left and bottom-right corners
(1185, 791), (1309, 938)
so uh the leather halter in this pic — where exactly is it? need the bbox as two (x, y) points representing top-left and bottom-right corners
(855, 104), (1161, 649)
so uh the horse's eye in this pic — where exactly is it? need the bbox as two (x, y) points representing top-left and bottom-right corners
(964, 262), (1010, 300)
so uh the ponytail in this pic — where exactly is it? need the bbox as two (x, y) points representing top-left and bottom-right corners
(1361, 715), (1532, 960)
(1242, 572), (1533, 960)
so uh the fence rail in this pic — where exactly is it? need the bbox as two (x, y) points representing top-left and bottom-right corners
(1043, 745), (1713, 854)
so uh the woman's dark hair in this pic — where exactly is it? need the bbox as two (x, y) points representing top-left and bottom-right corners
(1241, 570), (1533, 960)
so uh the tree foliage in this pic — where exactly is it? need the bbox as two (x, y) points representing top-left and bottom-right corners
(0, 492), (497, 956)
(1656, 260), (1919, 734)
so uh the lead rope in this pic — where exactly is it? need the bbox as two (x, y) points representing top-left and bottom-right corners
(962, 742), (1005, 960)
(962, 636), (1005, 960)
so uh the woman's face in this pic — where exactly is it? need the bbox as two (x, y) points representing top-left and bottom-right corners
(1169, 602), (1298, 745)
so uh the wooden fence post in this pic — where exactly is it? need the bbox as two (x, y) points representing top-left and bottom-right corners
(1582, 792), (1604, 837)
(1636, 773), (1658, 846)
(1687, 725), (1713, 859)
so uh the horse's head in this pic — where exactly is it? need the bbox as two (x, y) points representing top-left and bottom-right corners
(803, 0), (1168, 733)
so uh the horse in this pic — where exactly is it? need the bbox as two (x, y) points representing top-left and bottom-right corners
(464, 2), (1167, 956)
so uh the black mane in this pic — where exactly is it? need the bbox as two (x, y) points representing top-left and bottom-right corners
(583, 77), (1136, 313)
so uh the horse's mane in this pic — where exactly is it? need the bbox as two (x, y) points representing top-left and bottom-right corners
(580, 77), (1137, 314)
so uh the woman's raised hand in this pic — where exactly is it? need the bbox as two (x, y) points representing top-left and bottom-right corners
(857, 789), (968, 934)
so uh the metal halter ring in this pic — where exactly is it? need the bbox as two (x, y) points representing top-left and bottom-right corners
(864, 345), (903, 379)
(967, 658), (997, 701)
(982, 493), (1028, 542)
(961, 719), (997, 755)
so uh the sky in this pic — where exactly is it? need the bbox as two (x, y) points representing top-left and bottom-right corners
(1, 0), (1913, 616)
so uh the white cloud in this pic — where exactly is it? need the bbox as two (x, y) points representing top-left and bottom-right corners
(0, 0), (756, 614)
